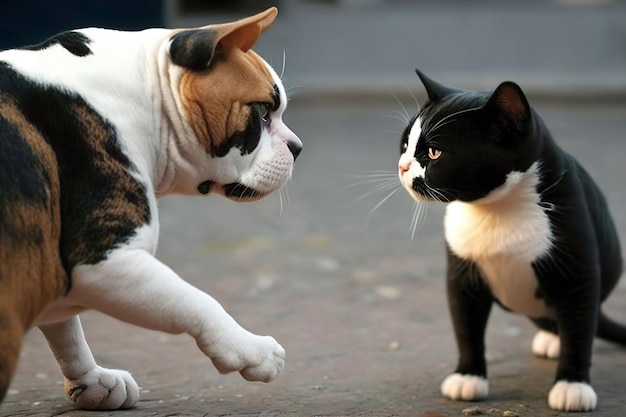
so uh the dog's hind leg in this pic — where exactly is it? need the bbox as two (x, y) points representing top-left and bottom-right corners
(39, 316), (139, 410)
(0, 305), (24, 404)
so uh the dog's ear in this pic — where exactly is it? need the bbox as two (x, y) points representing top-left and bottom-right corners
(169, 7), (278, 71)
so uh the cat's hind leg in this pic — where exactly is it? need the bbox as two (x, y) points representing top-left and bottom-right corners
(39, 316), (139, 410)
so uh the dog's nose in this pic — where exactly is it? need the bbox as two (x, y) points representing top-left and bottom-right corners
(287, 140), (302, 161)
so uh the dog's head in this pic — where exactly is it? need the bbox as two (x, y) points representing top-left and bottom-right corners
(164, 7), (301, 201)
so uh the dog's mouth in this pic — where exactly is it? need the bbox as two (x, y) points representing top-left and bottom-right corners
(196, 180), (270, 202)
(222, 182), (267, 202)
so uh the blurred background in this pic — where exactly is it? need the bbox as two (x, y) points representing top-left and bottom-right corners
(3, 2), (626, 416)
(1, 0), (625, 99)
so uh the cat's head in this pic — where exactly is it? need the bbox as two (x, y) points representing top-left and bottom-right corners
(398, 69), (538, 203)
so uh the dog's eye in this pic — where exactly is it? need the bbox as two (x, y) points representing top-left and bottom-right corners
(257, 103), (271, 127)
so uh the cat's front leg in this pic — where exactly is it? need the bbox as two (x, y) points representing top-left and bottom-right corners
(441, 250), (492, 402)
(39, 316), (140, 410)
(71, 247), (285, 384)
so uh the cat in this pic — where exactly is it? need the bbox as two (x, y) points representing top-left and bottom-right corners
(397, 69), (625, 412)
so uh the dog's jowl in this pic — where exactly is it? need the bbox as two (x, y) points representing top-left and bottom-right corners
(0, 7), (301, 410)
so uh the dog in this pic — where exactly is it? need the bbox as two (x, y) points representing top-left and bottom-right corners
(0, 7), (301, 410)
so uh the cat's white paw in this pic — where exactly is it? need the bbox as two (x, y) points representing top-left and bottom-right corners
(64, 366), (139, 410)
(203, 329), (285, 382)
(532, 330), (560, 359)
(441, 373), (489, 401)
(548, 380), (597, 411)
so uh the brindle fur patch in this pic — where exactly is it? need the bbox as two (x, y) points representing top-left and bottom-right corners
(0, 64), (151, 273)
(64, 104), (151, 268)
(0, 95), (66, 399)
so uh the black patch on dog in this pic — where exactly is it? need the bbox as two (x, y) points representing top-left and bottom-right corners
(169, 29), (218, 71)
(22, 31), (93, 57)
(197, 180), (214, 195)
(0, 63), (151, 274)
(214, 104), (262, 157)
(0, 117), (50, 207)
(271, 84), (281, 111)
(0, 104), (50, 249)
(223, 183), (260, 199)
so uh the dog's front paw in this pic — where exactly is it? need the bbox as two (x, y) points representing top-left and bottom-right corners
(441, 373), (489, 401)
(203, 329), (285, 382)
(548, 380), (597, 412)
(532, 330), (560, 359)
(64, 366), (139, 410)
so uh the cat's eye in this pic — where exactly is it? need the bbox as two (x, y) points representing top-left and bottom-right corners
(428, 147), (442, 160)
(401, 143), (408, 153)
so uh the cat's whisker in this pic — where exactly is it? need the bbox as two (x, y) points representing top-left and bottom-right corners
(412, 202), (428, 240)
(351, 181), (401, 203)
(382, 111), (411, 127)
(350, 170), (397, 175)
(425, 116), (458, 135)
(405, 85), (422, 113)
(409, 202), (420, 239)
(336, 170), (398, 185)
(364, 186), (403, 225)
(338, 177), (398, 193)
(392, 93), (411, 125)
(346, 171), (397, 177)
(426, 106), (482, 137)
(348, 173), (398, 180)
(426, 185), (450, 202)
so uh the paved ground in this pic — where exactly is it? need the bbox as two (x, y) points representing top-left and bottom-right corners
(3, 98), (626, 416)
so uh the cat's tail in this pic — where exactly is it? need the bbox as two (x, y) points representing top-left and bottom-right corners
(597, 310), (626, 345)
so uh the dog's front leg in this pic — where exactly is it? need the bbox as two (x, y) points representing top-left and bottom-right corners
(39, 316), (140, 410)
(72, 248), (285, 383)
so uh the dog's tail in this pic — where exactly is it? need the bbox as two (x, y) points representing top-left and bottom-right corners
(597, 310), (626, 345)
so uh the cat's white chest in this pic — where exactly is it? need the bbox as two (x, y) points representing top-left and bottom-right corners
(444, 165), (554, 317)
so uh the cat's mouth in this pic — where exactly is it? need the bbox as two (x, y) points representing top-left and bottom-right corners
(399, 173), (445, 203)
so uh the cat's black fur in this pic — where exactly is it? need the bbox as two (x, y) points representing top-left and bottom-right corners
(399, 69), (625, 411)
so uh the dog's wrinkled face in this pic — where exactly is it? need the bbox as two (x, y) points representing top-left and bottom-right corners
(167, 7), (301, 201)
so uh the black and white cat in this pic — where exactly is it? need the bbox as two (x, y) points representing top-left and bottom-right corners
(398, 69), (626, 412)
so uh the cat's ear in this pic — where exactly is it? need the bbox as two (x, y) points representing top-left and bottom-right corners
(415, 69), (461, 102)
(482, 81), (530, 130)
(169, 7), (277, 71)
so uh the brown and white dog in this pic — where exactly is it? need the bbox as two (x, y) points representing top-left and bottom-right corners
(0, 7), (300, 410)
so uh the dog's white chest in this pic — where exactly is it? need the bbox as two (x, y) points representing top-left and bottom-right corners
(444, 165), (554, 317)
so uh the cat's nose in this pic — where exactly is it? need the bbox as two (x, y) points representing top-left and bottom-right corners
(398, 159), (410, 175)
